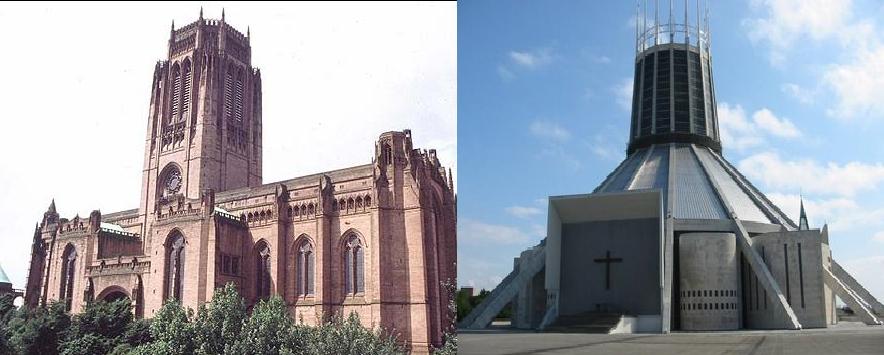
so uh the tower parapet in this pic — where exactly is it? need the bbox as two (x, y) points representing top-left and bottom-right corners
(627, 0), (719, 155)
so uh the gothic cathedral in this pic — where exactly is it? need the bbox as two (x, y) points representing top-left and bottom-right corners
(23, 11), (456, 352)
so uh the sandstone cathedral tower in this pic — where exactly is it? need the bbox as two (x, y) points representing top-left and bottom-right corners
(461, 1), (882, 333)
(24, 10), (456, 353)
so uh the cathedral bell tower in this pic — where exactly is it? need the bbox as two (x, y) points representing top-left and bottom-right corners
(140, 9), (263, 217)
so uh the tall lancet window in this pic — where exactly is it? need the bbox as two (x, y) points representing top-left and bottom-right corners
(225, 68), (234, 121)
(297, 239), (314, 297)
(165, 233), (185, 301)
(181, 60), (192, 118)
(171, 64), (181, 118)
(59, 244), (77, 310)
(344, 234), (364, 295)
(255, 241), (271, 299)
(234, 70), (244, 122)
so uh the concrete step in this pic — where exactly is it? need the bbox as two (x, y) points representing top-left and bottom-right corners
(545, 312), (623, 334)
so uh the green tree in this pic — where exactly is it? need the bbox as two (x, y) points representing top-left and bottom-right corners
(193, 283), (246, 355)
(68, 299), (133, 339)
(6, 301), (71, 355)
(233, 296), (294, 355)
(144, 299), (195, 355)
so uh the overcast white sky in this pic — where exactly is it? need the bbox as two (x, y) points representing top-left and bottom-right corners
(0, 2), (456, 288)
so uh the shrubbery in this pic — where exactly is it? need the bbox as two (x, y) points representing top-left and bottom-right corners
(0, 283), (461, 354)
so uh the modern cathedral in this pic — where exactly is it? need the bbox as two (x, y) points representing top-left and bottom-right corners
(23, 11), (456, 352)
(461, 2), (882, 333)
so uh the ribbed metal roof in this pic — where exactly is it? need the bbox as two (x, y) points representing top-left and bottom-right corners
(594, 143), (796, 228)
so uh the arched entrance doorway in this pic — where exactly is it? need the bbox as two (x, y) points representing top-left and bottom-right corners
(96, 286), (130, 303)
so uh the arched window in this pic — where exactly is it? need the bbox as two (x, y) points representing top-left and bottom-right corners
(181, 60), (192, 117)
(382, 143), (393, 165)
(255, 241), (271, 299)
(344, 234), (364, 295)
(59, 244), (77, 310)
(159, 164), (183, 197)
(165, 232), (185, 301)
(171, 64), (181, 118)
(296, 239), (314, 297)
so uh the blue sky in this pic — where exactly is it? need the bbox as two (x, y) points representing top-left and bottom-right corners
(458, 0), (884, 302)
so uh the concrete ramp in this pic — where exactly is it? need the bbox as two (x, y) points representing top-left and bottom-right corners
(459, 245), (546, 329)
(830, 260), (884, 316)
(824, 267), (882, 325)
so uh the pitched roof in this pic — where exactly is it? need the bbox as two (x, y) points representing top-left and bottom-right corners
(593, 143), (797, 229)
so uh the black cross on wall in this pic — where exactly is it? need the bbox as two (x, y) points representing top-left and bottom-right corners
(594, 250), (623, 290)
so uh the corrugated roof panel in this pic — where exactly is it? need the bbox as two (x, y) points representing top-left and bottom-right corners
(672, 145), (728, 219)
(599, 149), (646, 192)
(630, 145), (669, 191)
(694, 147), (773, 223)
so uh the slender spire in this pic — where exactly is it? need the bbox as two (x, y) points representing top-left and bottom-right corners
(669, 0), (674, 43)
(199, 7), (204, 20)
(798, 195), (809, 230)
(171, 20), (175, 32)
(247, 26), (251, 38)
(48, 199), (56, 213)
(222, 8), (226, 21)
(684, 0), (689, 44)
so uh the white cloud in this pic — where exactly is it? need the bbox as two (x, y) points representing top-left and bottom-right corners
(781, 83), (814, 104)
(873, 231), (884, 243)
(613, 77), (633, 111)
(766, 193), (859, 229)
(718, 103), (803, 151)
(509, 48), (554, 68)
(745, 0), (853, 64)
(739, 152), (884, 197)
(594, 55), (612, 64)
(458, 219), (533, 245)
(505, 206), (543, 219)
(752, 108), (802, 138)
(588, 132), (621, 161)
(497, 65), (515, 82)
(718, 103), (764, 151)
(823, 45), (884, 119)
(529, 120), (571, 143)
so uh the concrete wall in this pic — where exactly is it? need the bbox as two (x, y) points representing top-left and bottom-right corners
(678, 233), (740, 330)
(744, 230), (827, 329)
(559, 218), (660, 316)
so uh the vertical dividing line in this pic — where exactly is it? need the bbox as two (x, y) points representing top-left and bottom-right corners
(784, 243), (791, 306)
(762, 246), (767, 310)
(799, 243), (805, 308)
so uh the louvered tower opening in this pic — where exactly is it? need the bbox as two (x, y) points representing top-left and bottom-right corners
(628, 0), (719, 155)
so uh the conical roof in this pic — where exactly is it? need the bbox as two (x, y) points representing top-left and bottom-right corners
(593, 143), (797, 229)
(0, 262), (10, 285)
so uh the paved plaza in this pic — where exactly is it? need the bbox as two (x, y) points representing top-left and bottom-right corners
(459, 323), (884, 354)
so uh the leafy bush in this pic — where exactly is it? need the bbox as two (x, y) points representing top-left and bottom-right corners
(304, 312), (404, 355)
(1, 283), (415, 355)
